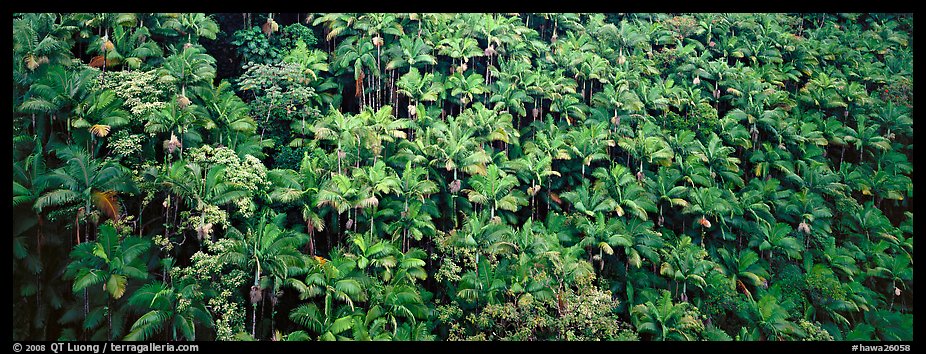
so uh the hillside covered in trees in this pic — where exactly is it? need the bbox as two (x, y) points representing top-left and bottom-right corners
(12, 13), (913, 341)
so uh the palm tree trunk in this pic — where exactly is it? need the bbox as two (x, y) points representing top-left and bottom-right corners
(308, 222), (316, 256)
(370, 206), (376, 238)
(251, 303), (257, 339)
(75, 214), (81, 245)
(108, 297), (113, 340)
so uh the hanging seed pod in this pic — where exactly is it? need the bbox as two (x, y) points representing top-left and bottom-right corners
(699, 216), (712, 228)
(693, 76), (701, 85)
(408, 104), (417, 118)
(177, 95), (191, 109)
(714, 89), (721, 99)
(709, 41), (716, 47)
(250, 285), (263, 304)
(102, 39), (114, 52)
(262, 18), (278, 36)
(798, 222), (811, 234)
(372, 36), (384, 47)
(617, 54), (626, 65)
(164, 132), (181, 154)
(484, 44), (496, 57)
(532, 108), (539, 119)
(337, 149), (346, 159)
(636, 171), (644, 182)
(196, 223), (214, 241)
(450, 179), (462, 194)
(458, 63), (468, 73)
(345, 219), (354, 230)
(895, 287), (902, 296)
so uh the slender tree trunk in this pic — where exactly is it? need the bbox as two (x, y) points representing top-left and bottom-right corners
(108, 297), (113, 340)
(251, 303), (257, 339)
(308, 225), (316, 256)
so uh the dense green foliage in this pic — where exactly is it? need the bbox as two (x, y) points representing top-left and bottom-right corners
(13, 12), (913, 341)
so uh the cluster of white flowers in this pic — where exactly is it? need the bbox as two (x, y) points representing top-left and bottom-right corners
(107, 131), (144, 157)
(100, 69), (173, 119)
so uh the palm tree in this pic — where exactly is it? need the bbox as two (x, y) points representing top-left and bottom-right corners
(18, 65), (97, 142)
(64, 223), (152, 340)
(391, 161), (438, 249)
(509, 151), (560, 220)
(125, 279), (213, 341)
(352, 160), (401, 238)
(445, 71), (488, 112)
(566, 121), (614, 176)
(35, 146), (138, 244)
(576, 212), (632, 272)
(714, 248), (768, 298)
(195, 81), (256, 149)
(365, 283), (429, 338)
(560, 180), (616, 218)
(268, 152), (328, 256)
(358, 105), (412, 163)
(647, 167), (690, 224)
(288, 302), (356, 341)
(843, 115), (891, 164)
(222, 212), (307, 338)
(87, 23), (163, 70)
(659, 235), (712, 302)
(287, 255), (366, 340)
(159, 162), (249, 243)
(428, 115), (492, 181)
(12, 13), (75, 81)
(157, 44), (216, 103)
(395, 67), (443, 115)
(317, 173), (361, 239)
(437, 34), (483, 68)
(745, 292), (805, 340)
(631, 290), (697, 341)
(592, 164), (656, 220)
(617, 121), (673, 172)
(385, 36), (436, 108)
(753, 221), (803, 261)
(691, 132), (744, 188)
(456, 258), (508, 307)
(682, 186), (735, 240)
(333, 36), (376, 110)
(463, 164), (527, 221)
(313, 108), (364, 175)
(145, 103), (214, 160)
